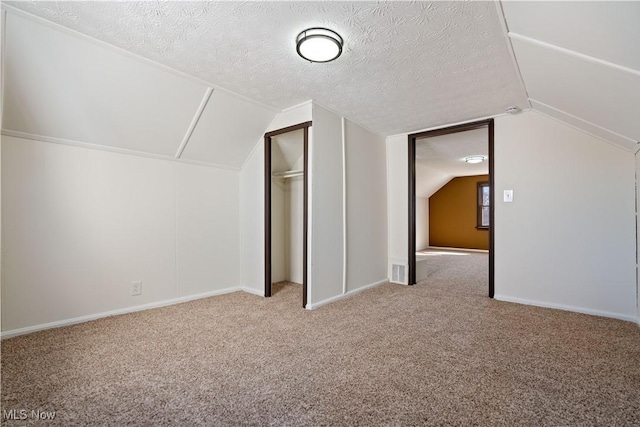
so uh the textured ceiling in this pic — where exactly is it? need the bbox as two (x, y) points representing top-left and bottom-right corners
(3, 11), (208, 157)
(414, 128), (489, 199)
(2, 10), (277, 169)
(7, 1), (529, 136)
(416, 128), (488, 177)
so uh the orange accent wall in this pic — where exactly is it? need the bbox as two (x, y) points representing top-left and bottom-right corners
(429, 175), (489, 250)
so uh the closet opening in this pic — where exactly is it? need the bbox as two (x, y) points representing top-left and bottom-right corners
(264, 121), (311, 308)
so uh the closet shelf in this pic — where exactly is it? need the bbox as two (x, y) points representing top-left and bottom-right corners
(272, 170), (303, 179)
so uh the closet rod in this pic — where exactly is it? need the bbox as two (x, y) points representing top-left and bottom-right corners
(272, 170), (304, 179)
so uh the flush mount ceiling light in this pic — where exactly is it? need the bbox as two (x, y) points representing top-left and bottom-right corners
(464, 156), (487, 164)
(296, 28), (343, 63)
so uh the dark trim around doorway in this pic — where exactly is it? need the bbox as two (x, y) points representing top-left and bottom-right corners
(408, 119), (495, 297)
(264, 121), (312, 307)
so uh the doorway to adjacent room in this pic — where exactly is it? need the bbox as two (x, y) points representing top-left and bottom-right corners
(408, 119), (494, 297)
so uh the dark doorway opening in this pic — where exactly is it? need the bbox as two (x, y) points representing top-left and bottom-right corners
(408, 119), (494, 297)
(264, 121), (312, 308)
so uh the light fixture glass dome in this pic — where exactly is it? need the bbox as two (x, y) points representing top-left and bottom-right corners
(464, 155), (487, 164)
(296, 28), (343, 63)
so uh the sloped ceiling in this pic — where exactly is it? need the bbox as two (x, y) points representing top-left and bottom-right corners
(4, 12), (207, 157)
(180, 88), (275, 167)
(4, 1), (528, 139)
(3, 1), (634, 165)
(501, 1), (640, 151)
(416, 128), (488, 198)
(2, 8), (277, 169)
(272, 130), (304, 173)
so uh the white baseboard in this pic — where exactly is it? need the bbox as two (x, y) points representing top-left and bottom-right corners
(240, 286), (264, 297)
(1, 286), (246, 339)
(306, 279), (388, 310)
(423, 246), (489, 253)
(494, 294), (637, 323)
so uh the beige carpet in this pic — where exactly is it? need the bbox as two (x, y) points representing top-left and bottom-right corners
(2, 258), (640, 426)
(416, 249), (489, 297)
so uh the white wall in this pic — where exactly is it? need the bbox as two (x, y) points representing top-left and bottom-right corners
(1, 136), (240, 332)
(239, 140), (265, 294)
(240, 103), (388, 307)
(239, 103), (312, 295)
(270, 143), (288, 283)
(175, 163), (239, 296)
(308, 105), (344, 304)
(270, 136), (304, 285)
(386, 134), (409, 277)
(267, 103), (312, 134)
(344, 119), (388, 293)
(415, 163), (452, 200)
(387, 111), (637, 321)
(287, 156), (305, 284)
(270, 181), (286, 283)
(415, 197), (429, 251)
(494, 112), (636, 320)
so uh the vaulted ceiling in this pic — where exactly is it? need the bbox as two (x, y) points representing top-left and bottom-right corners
(501, 1), (640, 151)
(415, 128), (488, 198)
(1, 1), (638, 170)
(2, 2), (527, 140)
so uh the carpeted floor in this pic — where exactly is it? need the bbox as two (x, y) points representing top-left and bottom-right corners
(415, 248), (489, 297)
(2, 255), (640, 426)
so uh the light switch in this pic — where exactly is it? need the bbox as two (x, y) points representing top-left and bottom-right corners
(503, 190), (514, 203)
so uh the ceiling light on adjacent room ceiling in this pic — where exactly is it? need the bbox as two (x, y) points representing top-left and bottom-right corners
(464, 156), (486, 164)
(296, 28), (343, 63)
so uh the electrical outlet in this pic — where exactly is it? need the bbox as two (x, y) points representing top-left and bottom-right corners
(131, 281), (142, 296)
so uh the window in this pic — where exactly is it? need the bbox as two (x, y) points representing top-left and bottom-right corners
(477, 182), (490, 229)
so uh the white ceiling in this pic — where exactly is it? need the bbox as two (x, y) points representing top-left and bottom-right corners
(180, 88), (275, 167)
(415, 128), (488, 198)
(3, 12), (207, 157)
(416, 128), (489, 175)
(501, 1), (640, 151)
(502, 1), (640, 71)
(2, 9), (277, 169)
(2, 1), (637, 167)
(5, 1), (529, 137)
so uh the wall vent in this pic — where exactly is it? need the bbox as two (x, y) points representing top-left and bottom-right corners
(391, 263), (408, 285)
